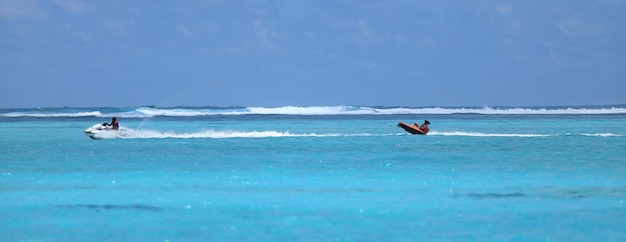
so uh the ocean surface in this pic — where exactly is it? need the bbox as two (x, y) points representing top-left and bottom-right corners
(1, 105), (625, 241)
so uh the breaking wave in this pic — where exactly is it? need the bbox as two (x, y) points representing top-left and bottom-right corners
(3, 105), (626, 118)
(1, 111), (102, 118)
(125, 106), (626, 116)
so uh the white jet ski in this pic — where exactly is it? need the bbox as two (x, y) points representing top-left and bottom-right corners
(84, 123), (124, 140)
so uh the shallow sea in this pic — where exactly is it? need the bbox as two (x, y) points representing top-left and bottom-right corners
(1, 106), (625, 241)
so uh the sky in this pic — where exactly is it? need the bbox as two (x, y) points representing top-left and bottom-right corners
(1, 0), (625, 108)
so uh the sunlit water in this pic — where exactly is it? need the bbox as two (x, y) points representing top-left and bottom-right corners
(1, 106), (625, 241)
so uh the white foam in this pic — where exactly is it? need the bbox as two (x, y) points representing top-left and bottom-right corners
(88, 128), (407, 139)
(428, 131), (551, 137)
(92, 129), (335, 139)
(581, 133), (622, 137)
(428, 131), (623, 137)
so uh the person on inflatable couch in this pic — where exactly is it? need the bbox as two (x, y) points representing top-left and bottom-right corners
(413, 120), (430, 134)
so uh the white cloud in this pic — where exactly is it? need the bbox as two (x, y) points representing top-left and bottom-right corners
(549, 52), (562, 66)
(253, 19), (278, 51)
(52, 0), (89, 15)
(207, 47), (245, 56)
(357, 19), (371, 37)
(503, 39), (514, 47)
(100, 18), (136, 33)
(496, 4), (512, 16)
(305, 31), (316, 39)
(556, 16), (604, 37)
(514, 55), (529, 62)
(0, 0), (44, 20)
(178, 24), (193, 37)
(202, 20), (220, 36)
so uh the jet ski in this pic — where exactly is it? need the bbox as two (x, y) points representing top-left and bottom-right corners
(84, 123), (124, 140)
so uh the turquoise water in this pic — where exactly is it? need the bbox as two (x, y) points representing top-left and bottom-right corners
(1, 106), (625, 241)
